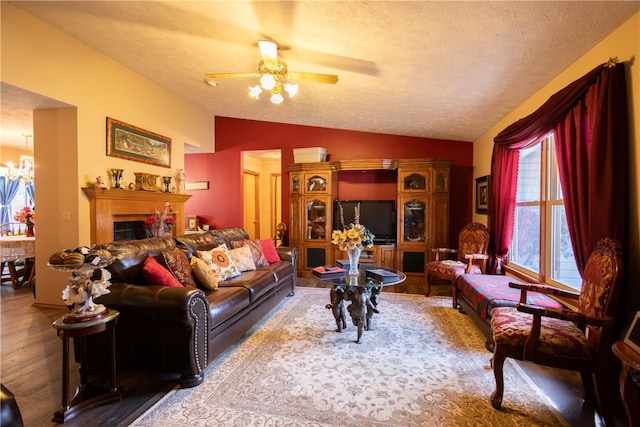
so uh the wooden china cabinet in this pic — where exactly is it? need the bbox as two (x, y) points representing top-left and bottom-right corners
(287, 158), (451, 277)
(287, 162), (337, 274)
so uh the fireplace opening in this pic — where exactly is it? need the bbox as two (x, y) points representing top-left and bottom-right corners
(114, 221), (146, 241)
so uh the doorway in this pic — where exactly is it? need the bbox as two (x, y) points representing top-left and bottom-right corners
(242, 150), (282, 240)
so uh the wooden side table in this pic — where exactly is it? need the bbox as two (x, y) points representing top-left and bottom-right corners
(612, 340), (640, 427)
(52, 309), (122, 423)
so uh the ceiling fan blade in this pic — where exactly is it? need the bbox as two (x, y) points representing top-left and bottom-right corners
(204, 72), (259, 80)
(287, 72), (339, 84)
(258, 40), (279, 70)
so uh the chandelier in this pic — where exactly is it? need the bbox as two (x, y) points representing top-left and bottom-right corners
(248, 41), (298, 104)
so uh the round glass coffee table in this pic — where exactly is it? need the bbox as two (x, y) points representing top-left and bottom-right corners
(319, 266), (406, 343)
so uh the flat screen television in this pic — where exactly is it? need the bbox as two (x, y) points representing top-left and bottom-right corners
(334, 200), (396, 244)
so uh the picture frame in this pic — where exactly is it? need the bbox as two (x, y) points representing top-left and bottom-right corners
(185, 181), (209, 191)
(624, 311), (640, 354)
(475, 175), (489, 214)
(106, 117), (171, 168)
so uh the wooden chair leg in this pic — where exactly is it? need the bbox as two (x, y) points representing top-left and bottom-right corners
(490, 345), (507, 409)
(424, 272), (432, 297)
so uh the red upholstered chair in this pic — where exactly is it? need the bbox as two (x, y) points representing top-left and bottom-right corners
(489, 238), (623, 427)
(424, 222), (489, 296)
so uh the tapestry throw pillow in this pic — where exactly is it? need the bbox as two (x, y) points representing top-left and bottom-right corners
(231, 239), (268, 267)
(260, 239), (281, 264)
(142, 256), (183, 287)
(228, 246), (257, 272)
(162, 248), (197, 287)
(197, 245), (241, 282)
(190, 256), (218, 290)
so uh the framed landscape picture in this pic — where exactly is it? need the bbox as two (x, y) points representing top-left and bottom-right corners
(475, 175), (489, 214)
(106, 117), (171, 168)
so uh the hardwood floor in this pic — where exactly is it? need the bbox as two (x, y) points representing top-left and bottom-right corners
(1, 277), (627, 426)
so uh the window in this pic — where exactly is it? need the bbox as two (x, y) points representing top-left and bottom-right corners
(509, 135), (581, 289)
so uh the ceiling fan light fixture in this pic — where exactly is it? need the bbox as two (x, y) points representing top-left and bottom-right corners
(284, 83), (298, 98)
(260, 73), (276, 90)
(249, 85), (262, 99)
(270, 92), (284, 104)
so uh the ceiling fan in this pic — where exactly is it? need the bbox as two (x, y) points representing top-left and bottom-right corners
(204, 40), (339, 104)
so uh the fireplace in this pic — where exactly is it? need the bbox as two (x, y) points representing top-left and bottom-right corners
(113, 220), (146, 241)
(82, 188), (191, 245)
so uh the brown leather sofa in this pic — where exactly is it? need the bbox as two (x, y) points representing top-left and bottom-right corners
(85, 228), (297, 388)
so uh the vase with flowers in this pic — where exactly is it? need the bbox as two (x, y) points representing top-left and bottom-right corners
(13, 206), (35, 237)
(331, 202), (375, 277)
(143, 202), (176, 238)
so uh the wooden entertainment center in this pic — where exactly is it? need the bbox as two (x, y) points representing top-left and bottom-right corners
(287, 158), (452, 277)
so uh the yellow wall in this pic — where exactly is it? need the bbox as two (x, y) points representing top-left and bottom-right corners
(473, 13), (640, 314)
(1, 3), (215, 306)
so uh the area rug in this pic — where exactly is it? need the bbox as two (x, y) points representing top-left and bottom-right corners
(131, 287), (568, 427)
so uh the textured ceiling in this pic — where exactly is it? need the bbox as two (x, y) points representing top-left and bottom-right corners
(3, 1), (639, 152)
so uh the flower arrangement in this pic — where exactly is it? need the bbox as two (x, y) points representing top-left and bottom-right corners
(61, 269), (112, 316)
(62, 268), (112, 306)
(331, 202), (375, 250)
(143, 202), (176, 238)
(13, 206), (35, 225)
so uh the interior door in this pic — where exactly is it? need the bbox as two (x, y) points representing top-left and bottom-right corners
(243, 171), (260, 238)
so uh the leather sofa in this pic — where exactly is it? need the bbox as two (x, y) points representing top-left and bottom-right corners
(85, 228), (297, 388)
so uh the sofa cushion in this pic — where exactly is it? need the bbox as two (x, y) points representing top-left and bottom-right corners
(162, 247), (197, 287)
(232, 239), (268, 267)
(142, 256), (183, 287)
(206, 286), (251, 329)
(197, 245), (241, 282)
(217, 268), (275, 303)
(190, 256), (218, 290)
(260, 239), (281, 264)
(228, 246), (256, 272)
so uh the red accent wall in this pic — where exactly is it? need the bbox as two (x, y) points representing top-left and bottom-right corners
(185, 117), (474, 246)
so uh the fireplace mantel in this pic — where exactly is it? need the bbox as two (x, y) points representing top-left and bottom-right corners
(82, 187), (191, 245)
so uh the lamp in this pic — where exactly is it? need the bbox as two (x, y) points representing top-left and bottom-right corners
(248, 48), (299, 104)
(249, 72), (298, 104)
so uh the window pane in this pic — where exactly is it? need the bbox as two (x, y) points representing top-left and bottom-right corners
(516, 145), (541, 202)
(551, 205), (581, 289)
(511, 205), (540, 272)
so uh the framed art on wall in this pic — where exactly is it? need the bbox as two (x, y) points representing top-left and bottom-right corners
(106, 117), (171, 168)
(624, 311), (640, 354)
(475, 175), (489, 214)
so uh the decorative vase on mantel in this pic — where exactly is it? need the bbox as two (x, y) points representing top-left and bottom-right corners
(346, 247), (362, 277)
(26, 221), (35, 237)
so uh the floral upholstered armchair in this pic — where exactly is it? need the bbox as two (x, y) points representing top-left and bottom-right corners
(424, 222), (489, 296)
(489, 237), (623, 427)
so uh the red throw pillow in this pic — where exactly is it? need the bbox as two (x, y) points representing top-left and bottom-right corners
(260, 239), (280, 264)
(142, 256), (183, 287)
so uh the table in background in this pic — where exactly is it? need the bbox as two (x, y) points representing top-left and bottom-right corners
(0, 236), (35, 288)
(52, 310), (121, 423)
(318, 266), (406, 343)
(612, 340), (640, 426)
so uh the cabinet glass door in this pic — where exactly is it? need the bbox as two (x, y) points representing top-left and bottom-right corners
(403, 199), (425, 242)
(305, 199), (327, 240)
(306, 175), (328, 192)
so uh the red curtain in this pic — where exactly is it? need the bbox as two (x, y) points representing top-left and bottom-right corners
(488, 62), (628, 274)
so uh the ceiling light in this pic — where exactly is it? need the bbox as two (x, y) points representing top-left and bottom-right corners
(260, 74), (276, 90)
(249, 85), (262, 99)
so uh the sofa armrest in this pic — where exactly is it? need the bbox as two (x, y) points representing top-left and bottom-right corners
(276, 246), (297, 264)
(94, 283), (210, 387)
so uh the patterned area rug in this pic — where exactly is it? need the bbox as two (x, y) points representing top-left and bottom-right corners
(132, 288), (568, 426)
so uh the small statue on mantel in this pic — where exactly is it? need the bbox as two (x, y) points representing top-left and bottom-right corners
(177, 168), (187, 194)
(95, 176), (108, 189)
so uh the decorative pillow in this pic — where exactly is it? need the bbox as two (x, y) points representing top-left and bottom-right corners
(190, 256), (218, 290)
(260, 239), (281, 264)
(162, 248), (197, 287)
(228, 246), (257, 272)
(232, 239), (268, 267)
(197, 245), (241, 282)
(142, 256), (183, 287)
